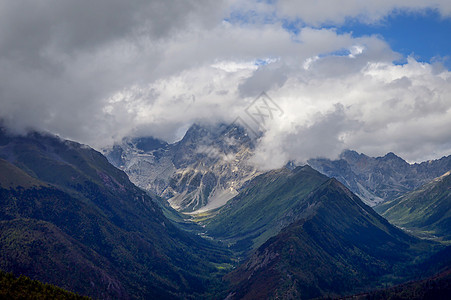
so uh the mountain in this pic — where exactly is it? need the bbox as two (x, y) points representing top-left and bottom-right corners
(0, 129), (230, 299)
(375, 171), (451, 242)
(353, 245), (451, 299)
(224, 176), (436, 299)
(349, 267), (451, 300)
(308, 150), (451, 206)
(2, 126), (448, 299)
(200, 166), (330, 254)
(0, 270), (89, 299)
(103, 123), (260, 212)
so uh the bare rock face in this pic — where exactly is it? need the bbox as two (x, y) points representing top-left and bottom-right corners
(308, 150), (451, 206)
(103, 123), (261, 212)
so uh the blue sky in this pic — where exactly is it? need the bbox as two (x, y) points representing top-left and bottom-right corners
(229, 4), (451, 69)
(338, 9), (451, 68)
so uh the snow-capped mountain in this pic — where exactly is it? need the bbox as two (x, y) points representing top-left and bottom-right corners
(103, 123), (260, 212)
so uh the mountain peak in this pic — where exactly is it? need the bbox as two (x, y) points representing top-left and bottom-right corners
(309, 149), (451, 206)
(131, 136), (168, 152)
(180, 122), (251, 145)
(340, 149), (368, 162)
(225, 162), (424, 299)
(182, 123), (209, 141)
(104, 122), (259, 212)
(382, 151), (405, 161)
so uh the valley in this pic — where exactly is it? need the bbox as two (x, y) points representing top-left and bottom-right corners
(1, 126), (450, 299)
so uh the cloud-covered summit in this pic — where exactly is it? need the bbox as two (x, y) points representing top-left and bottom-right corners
(1, 0), (450, 168)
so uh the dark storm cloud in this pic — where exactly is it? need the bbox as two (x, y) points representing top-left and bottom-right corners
(0, 0), (227, 144)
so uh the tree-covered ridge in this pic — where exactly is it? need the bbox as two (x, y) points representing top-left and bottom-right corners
(224, 177), (437, 299)
(350, 267), (451, 300)
(0, 130), (231, 299)
(0, 270), (90, 299)
(1, 129), (450, 298)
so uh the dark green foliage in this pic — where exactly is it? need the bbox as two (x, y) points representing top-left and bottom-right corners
(0, 270), (90, 299)
(352, 267), (451, 300)
(1, 129), (449, 299)
(0, 131), (231, 299)
(0, 218), (126, 299)
(225, 177), (437, 299)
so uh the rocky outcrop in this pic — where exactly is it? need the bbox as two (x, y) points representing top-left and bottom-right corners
(308, 150), (451, 206)
(103, 123), (260, 212)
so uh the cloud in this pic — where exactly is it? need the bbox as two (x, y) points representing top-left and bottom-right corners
(0, 0), (450, 169)
(250, 104), (362, 170)
(276, 0), (451, 26)
(252, 56), (451, 166)
(0, 0), (229, 143)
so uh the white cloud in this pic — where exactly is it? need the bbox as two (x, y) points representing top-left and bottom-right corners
(252, 56), (451, 166)
(0, 0), (450, 168)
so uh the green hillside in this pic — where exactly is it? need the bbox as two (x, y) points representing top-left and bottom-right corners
(201, 166), (329, 254)
(225, 178), (436, 299)
(375, 171), (451, 243)
(0, 158), (45, 189)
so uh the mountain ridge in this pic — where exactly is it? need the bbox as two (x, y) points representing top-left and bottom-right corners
(225, 175), (436, 299)
(375, 170), (451, 242)
(0, 129), (231, 299)
(200, 165), (330, 255)
(103, 123), (260, 212)
(308, 149), (451, 206)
